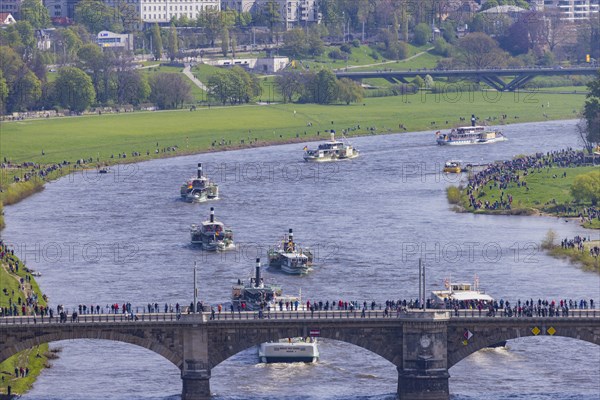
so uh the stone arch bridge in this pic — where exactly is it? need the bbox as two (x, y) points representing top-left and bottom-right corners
(1, 310), (599, 400)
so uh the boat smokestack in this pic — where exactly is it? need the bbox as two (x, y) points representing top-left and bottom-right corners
(330, 130), (335, 141)
(471, 114), (476, 127)
(210, 207), (214, 223)
(197, 163), (203, 178)
(289, 228), (293, 242)
(255, 258), (261, 288)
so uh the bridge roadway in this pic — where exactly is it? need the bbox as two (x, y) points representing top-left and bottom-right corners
(1, 309), (599, 400)
(334, 66), (599, 91)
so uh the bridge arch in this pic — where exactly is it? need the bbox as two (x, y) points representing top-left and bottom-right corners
(447, 323), (600, 368)
(0, 326), (183, 369)
(207, 323), (404, 368)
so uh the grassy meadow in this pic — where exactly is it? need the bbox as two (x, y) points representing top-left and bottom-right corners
(0, 91), (586, 165)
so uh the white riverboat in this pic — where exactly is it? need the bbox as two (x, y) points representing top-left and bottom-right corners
(430, 278), (494, 309)
(303, 131), (359, 162)
(267, 229), (313, 275)
(190, 207), (234, 251)
(258, 337), (319, 363)
(180, 163), (219, 202)
(436, 116), (507, 146)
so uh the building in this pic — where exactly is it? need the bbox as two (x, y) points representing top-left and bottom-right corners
(222, 0), (320, 28)
(97, 30), (134, 50)
(44, 0), (67, 18)
(480, 4), (528, 22)
(1, 0), (22, 18)
(535, 0), (599, 21)
(0, 12), (16, 24)
(206, 56), (289, 72)
(104, 0), (220, 24)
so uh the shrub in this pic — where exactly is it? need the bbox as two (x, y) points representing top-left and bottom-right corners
(446, 186), (461, 204)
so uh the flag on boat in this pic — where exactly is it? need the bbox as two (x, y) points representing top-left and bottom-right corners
(303, 146), (308, 151)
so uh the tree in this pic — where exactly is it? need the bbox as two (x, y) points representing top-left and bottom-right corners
(308, 69), (338, 104)
(0, 46), (24, 86)
(413, 23), (431, 46)
(116, 71), (150, 105)
(151, 23), (162, 61)
(196, 9), (222, 48)
(282, 29), (308, 58)
(275, 72), (304, 103)
(7, 70), (41, 112)
(20, 0), (51, 29)
(57, 28), (84, 64)
(54, 67), (96, 112)
(337, 78), (363, 105)
(0, 70), (9, 113)
(149, 73), (192, 109)
(207, 67), (259, 105)
(220, 28), (229, 57)
(457, 33), (507, 69)
(75, 0), (122, 34)
(581, 70), (600, 148)
(570, 171), (600, 206)
(167, 24), (179, 62)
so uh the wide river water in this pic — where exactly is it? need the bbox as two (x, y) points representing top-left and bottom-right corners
(2, 119), (599, 400)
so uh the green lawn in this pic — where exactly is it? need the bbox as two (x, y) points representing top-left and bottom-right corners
(464, 166), (598, 212)
(0, 91), (585, 165)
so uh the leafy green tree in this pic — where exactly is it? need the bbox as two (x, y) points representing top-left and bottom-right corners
(275, 72), (303, 103)
(57, 28), (84, 63)
(116, 71), (150, 105)
(337, 78), (363, 105)
(76, 0), (122, 34)
(570, 171), (600, 205)
(220, 28), (229, 57)
(457, 33), (507, 69)
(310, 69), (338, 104)
(151, 23), (162, 61)
(582, 70), (600, 147)
(413, 23), (431, 46)
(0, 46), (24, 87)
(308, 31), (325, 56)
(77, 43), (104, 97)
(0, 70), (9, 113)
(197, 9), (222, 48)
(167, 24), (179, 61)
(149, 73), (192, 109)
(54, 67), (96, 112)
(282, 29), (308, 58)
(7, 70), (41, 111)
(20, 0), (51, 29)
(412, 75), (424, 88)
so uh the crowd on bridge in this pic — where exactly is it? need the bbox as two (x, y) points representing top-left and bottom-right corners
(465, 149), (599, 223)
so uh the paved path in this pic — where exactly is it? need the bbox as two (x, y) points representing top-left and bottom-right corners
(339, 47), (435, 71)
(183, 65), (208, 91)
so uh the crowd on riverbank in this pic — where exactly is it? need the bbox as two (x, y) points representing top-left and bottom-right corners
(464, 149), (599, 221)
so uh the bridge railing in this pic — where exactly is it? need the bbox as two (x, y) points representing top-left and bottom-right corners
(1, 308), (598, 325)
(450, 308), (599, 319)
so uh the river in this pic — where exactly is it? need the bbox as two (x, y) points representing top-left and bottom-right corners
(2, 119), (599, 399)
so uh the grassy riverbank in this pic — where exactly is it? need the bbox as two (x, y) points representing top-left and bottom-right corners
(0, 251), (49, 395)
(544, 237), (600, 272)
(451, 165), (599, 227)
(1, 91), (585, 165)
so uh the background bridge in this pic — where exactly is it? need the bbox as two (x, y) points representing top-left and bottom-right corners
(1, 310), (599, 400)
(335, 67), (598, 92)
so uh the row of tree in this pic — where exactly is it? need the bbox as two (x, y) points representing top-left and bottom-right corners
(275, 70), (363, 105)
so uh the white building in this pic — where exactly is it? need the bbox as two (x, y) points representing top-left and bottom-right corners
(535, 0), (599, 21)
(97, 30), (134, 50)
(1, 0), (22, 17)
(0, 12), (16, 24)
(222, 0), (320, 28)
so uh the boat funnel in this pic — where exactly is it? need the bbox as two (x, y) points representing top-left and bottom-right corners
(330, 131), (335, 141)
(255, 258), (261, 288)
(289, 228), (293, 242)
(197, 163), (203, 178)
(471, 114), (476, 127)
(210, 207), (214, 223)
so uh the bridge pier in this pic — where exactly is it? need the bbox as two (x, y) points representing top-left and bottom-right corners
(397, 369), (449, 400)
(182, 369), (211, 400)
(397, 311), (451, 400)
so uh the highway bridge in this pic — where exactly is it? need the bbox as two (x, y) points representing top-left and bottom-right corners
(335, 66), (598, 92)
